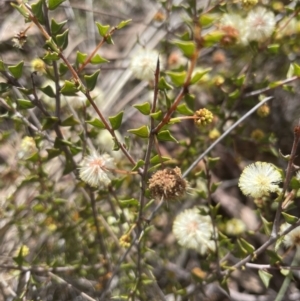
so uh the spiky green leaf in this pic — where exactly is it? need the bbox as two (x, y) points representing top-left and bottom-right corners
(258, 270), (273, 289)
(60, 80), (78, 95)
(90, 54), (109, 64)
(165, 71), (186, 86)
(86, 118), (106, 129)
(96, 22), (110, 36)
(157, 130), (178, 143)
(61, 114), (80, 126)
(132, 159), (145, 171)
(84, 70), (100, 91)
(158, 77), (173, 90)
(76, 51), (88, 64)
(17, 99), (35, 109)
(51, 19), (67, 35)
(31, 0), (45, 24)
(128, 125), (149, 138)
(109, 111), (123, 130)
(48, 0), (66, 10)
(133, 102), (151, 115)
(172, 40), (195, 57)
(8, 61), (24, 79)
(42, 116), (59, 130)
(117, 19), (132, 29)
(56, 29), (69, 50)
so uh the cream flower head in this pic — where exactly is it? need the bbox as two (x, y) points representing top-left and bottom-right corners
(280, 223), (300, 249)
(245, 7), (276, 42)
(172, 207), (216, 255)
(130, 49), (159, 81)
(79, 151), (115, 188)
(219, 13), (248, 45)
(18, 136), (38, 159)
(238, 162), (282, 198)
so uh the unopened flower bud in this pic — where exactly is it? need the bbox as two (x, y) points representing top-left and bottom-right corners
(194, 108), (213, 127)
(251, 129), (265, 141)
(119, 234), (131, 248)
(240, 0), (258, 9)
(209, 128), (220, 140)
(257, 103), (270, 117)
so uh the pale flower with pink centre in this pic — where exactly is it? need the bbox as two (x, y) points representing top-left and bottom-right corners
(245, 7), (276, 42)
(130, 49), (159, 81)
(79, 152), (115, 188)
(172, 207), (216, 255)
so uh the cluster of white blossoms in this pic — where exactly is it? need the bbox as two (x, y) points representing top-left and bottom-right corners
(79, 151), (115, 188)
(130, 49), (159, 81)
(238, 162), (282, 198)
(172, 207), (216, 255)
(220, 6), (276, 44)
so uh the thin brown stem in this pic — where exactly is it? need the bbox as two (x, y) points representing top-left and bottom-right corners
(153, 23), (202, 134)
(272, 124), (300, 235)
(204, 159), (221, 276)
(89, 190), (111, 272)
(135, 57), (161, 297)
(77, 27), (117, 73)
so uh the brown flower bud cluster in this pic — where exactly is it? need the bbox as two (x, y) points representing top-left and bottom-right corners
(148, 167), (187, 201)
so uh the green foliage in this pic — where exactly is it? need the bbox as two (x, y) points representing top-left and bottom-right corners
(109, 111), (123, 130)
(31, 0), (45, 24)
(157, 130), (178, 143)
(165, 71), (186, 86)
(96, 22), (110, 36)
(50, 19), (67, 35)
(42, 116), (59, 130)
(128, 125), (149, 138)
(48, 0), (66, 10)
(158, 77), (173, 90)
(76, 51), (88, 64)
(117, 19), (132, 29)
(282, 212), (298, 224)
(190, 68), (211, 85)
(90, 54), (109, 64)
(86, 118), (106, 129)
(60, 80), (79, 95)
(172, 40), (195, 57)
(176, 103), (193, 115)
(43, 51), (60, 61)
(56, 29), (69, 50)
(8, 61), (24, 79)
(60, 114), (80, 126)
(258, 270), (273, 289)
(133, 102), (151, 115)
(40, 85), (56, 97)
(84, 70), (100, 91)
(17, 99), (35, 109)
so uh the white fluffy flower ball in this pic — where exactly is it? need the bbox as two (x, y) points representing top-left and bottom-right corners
(220, 13), (248, 45)
(172, 207), (216, 255)
(130, 49), (159, 81)
(238, 162), (282, 198)
(245, 7), (276, 42)
(280, 223), (300, 249)
(79, 152), (115, 188)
